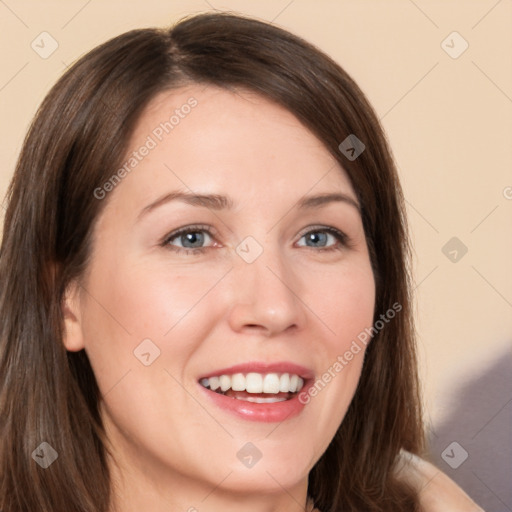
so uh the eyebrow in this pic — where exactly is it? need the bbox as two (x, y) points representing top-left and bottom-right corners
(137, 190), (360, 220)
(138, 191), (234, 220)
(297, 193), (360, 212)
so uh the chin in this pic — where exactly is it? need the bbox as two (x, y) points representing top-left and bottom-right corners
(220, 468), (308, 496)
(218, 450), (312, 493)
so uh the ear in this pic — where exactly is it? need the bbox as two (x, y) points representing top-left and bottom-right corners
(61, 280), (85, 352)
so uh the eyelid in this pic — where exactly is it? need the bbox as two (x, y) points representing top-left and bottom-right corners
(296, 224), (350, 245)
(161, 224), (218, 247)
(297, 224), (344, 237)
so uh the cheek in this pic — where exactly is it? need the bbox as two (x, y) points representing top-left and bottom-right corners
(299, 258), (375, 441)
(79, 256), (227, 386)
(310, 258), (376, 352)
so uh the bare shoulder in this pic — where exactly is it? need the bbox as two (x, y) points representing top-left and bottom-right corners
(394, 450), (486, 512)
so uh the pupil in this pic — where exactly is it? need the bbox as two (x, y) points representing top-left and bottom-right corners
(308, 232), (327, 246)
(182, 232), (204, 248)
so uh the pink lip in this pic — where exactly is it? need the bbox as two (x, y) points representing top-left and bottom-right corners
(198, 361), (315, 380)
(197, 361), (315, 423)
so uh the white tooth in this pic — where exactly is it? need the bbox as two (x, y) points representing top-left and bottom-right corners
(209, 376), (220, 391)
(207, 372), (303, 394)
(231, 373), (246, 391)
(289, 374), (299, 393)
(219, 375), (231, 392)
(279, 373), (291, 393)
(245, 373), (263, 393)
(234, 396), (288, 403)
(263, 373), (281, 394)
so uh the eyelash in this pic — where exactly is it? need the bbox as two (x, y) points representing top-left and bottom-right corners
(161, 224), (351, 255)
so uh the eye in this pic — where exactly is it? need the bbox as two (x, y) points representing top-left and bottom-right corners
(296, 227), (348, 251)
(162, 225), (216, 254)
(161, 225), (350, 255)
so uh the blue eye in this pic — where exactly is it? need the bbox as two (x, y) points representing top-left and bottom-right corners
(162, 225), (349, 255)
(175, 231), (208, 248)
(163, 226), (214, 253)
(297, 227), (347, 250)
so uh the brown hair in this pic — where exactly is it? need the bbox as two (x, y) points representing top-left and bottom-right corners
(0, 12), (424, 512)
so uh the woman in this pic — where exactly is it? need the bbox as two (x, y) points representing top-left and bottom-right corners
(0, 11), (484, 512)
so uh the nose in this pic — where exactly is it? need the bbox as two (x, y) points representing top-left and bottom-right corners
(227, 248), (304, 337)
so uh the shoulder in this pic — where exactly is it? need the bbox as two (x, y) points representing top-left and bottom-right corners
(394, 450), (486, 512)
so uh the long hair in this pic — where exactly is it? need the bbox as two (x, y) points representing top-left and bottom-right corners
(0, 12), (424, 512)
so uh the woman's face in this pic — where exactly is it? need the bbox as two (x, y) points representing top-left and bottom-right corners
(63, 85), (375, 505)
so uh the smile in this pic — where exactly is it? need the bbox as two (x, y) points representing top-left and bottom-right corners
(200, 372), (305, 403)
(197, 361), (313, 422)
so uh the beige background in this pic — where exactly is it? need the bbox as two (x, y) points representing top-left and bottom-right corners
(1, 1), (511, 510)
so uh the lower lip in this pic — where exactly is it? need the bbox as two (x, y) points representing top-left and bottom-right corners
(198, 383), (311, 423)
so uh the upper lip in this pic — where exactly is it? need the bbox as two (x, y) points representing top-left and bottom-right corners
(198, 361), (315, 381)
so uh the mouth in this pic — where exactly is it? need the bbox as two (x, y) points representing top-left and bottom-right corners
(199, 372), (306, 403)
(197, 362), (314, 422)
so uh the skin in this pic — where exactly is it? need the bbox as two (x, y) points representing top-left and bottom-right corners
(396, 453), (486, 512)
(62, 84), (377, 512)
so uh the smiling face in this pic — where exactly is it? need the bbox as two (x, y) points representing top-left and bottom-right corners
(62, 85), (376, 509)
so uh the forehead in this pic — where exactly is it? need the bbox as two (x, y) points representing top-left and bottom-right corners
(113, 84), (356, 208)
